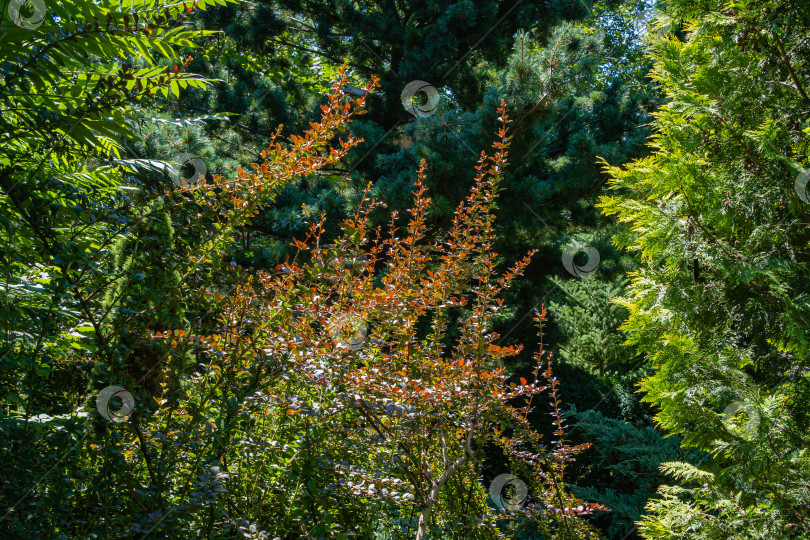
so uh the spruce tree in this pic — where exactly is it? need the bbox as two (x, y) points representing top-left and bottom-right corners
(548, 276), (636, 377)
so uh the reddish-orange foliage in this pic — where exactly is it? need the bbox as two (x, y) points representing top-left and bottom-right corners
(163, 68), (379, 261)
(154, 95), (605, 535)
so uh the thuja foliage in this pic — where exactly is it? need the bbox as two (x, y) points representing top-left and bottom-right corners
(600, 0), (810, 537)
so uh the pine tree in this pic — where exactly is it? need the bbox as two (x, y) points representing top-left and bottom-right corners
(156, 0), (657, 284)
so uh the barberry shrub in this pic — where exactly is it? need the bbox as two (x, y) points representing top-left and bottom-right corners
(147, 104), (605, 538)
(2, 57), (602, 535)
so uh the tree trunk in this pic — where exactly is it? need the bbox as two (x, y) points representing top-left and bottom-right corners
(414, 452), (469, 539)
(415, 500), (433, 540)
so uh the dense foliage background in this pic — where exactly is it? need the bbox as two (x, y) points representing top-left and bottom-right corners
(1, 0), (808, 538)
